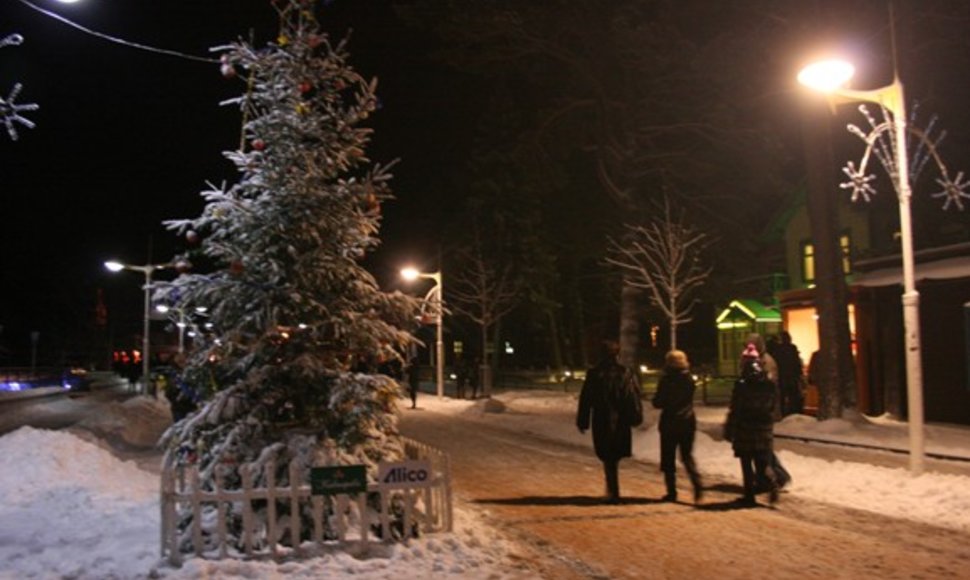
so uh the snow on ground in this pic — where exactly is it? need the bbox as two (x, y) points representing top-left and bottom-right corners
(2, 388), (970, 579)
(420, 389), (970, 533)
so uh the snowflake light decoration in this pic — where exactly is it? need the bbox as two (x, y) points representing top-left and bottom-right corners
(1, 32), (39, 141)
(931, 171), (970, 211)
(840, 161), (878, 202)
(0, 82), (39, 141)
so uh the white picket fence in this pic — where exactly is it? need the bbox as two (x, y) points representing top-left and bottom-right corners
(160, 437), (452, 565)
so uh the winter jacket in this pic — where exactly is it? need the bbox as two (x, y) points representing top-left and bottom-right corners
(651, 367), (697, 433)
(724, 373), (776, 457)
(577, 357), (643, 462)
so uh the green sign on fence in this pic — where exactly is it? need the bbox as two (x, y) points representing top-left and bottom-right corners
(310, 465), (367, 496)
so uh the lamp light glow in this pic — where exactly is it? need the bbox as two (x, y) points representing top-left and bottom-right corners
(797, 59), (855, 92)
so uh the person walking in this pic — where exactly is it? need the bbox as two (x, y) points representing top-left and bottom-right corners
(724, 343), (780, 505)
(454, 354), (469, 400)
(651, 349), (703, 503)
(406, 356), (421, 409)
(743, 332), (792, 489)
(770, 331), (805, 416)
(576, 340), (643, 504)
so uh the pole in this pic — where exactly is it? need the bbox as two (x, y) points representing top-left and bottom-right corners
(142, 268), (153, 396)
(892, 79), (924, 474)
(177, 311), (185, 355)
(435, 278), (444, 399)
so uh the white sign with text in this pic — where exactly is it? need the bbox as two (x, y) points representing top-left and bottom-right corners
(377, 459), (432, 489)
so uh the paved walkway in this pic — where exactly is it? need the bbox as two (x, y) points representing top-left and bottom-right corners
(400, 407), (970, 579)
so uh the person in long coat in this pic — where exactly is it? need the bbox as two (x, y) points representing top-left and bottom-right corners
(743, 332), (792, 489)
(576, 340), (643, 504)
(724, 344), (780, 505)
(651, 349), (703, 503)
(770, 331), (805, 416)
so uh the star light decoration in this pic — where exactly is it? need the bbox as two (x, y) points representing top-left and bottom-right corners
(841, 103), (970, 211)
(0, 33), (39, 141)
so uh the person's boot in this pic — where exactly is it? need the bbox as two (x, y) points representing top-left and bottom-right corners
(605, 462), (620, 504)
(661, 472), (677, 502)
(690, 472), (704, 504)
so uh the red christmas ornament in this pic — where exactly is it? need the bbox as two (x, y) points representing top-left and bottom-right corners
(252, 139), (266, 151)
(229, 260), (245, 276)
(186, 230), (200, 245)
(219, 56), (236, 79)
(299, 81), (313, 94)
(175, 260), (192, 274)
(308, 35), (323, 49)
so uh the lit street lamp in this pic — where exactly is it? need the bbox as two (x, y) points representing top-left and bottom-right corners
(798, 59), (925, 474)
(156, 305), (206, 354)
(104, 260), (172, 396)
(401, 266), (444, 399)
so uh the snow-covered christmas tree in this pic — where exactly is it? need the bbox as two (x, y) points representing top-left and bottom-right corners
(156, 0), (419, 550)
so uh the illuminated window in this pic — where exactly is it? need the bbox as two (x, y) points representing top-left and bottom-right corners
(800, 241), (815, 285)
(840, 233), (852, 274)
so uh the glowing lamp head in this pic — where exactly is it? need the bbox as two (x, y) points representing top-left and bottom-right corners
(155, 304), (171, 314)
(55, 0), (84, 4)
(798, 59), (855, 93)
(104, 261), (125, 272)
(401, 267), (420, 281)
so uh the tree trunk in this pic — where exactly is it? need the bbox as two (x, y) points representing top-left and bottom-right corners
(481, 322), (492, 397)
(801, 97), (856, 419)
(619, 279), (641, 370)
(546, 307), (565, 372)
(669, 296), (678, 351)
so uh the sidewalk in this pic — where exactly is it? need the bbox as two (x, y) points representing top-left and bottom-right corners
(693, 404), (970, 464)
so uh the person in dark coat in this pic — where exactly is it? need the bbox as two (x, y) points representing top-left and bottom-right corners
(770, 331), (805, 416)
(724, 343), (780, 505)
(406, 356), (421, 409)
(651, 349), (703, 503)
(744, 333), (792, 489)
(576, 340), (643, 504)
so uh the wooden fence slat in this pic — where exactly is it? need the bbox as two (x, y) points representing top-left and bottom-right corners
(357, 494), (368, 546)
(288, 461), (301, 553)
(191, 468), (203, 555)
(241, 465), (254, 556)
(379, 489), (391, 542)
(312, 495), (324, 543)
(216, 469), (227, 559)
(266, 460), (278, 558)
(403, 490), (414, 540)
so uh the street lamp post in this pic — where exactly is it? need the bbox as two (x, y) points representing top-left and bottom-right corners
(402, 267), (444, 399)
(798, 59), (925, 474)
(105, 260), (172, 396)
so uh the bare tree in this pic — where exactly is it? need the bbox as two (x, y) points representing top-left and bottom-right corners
(606, 197), (712, 351)
(447, 226), (522, 397)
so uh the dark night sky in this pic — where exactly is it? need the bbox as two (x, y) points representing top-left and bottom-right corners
(0, 0), (471, 362)
(1, 1), (969, 365)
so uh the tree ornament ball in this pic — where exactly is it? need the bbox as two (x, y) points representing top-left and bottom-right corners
(220, 63), (236, 79)
(175, 260), (192, 274)
(299, 81), (313, 94)
(252, 139), (266, 151)
(308, 35), (323, 49)
(186, 230), (200, 245)
(229, 260), (245, 276)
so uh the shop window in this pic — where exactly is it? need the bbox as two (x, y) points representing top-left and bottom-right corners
(800, 241), (815, 285)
